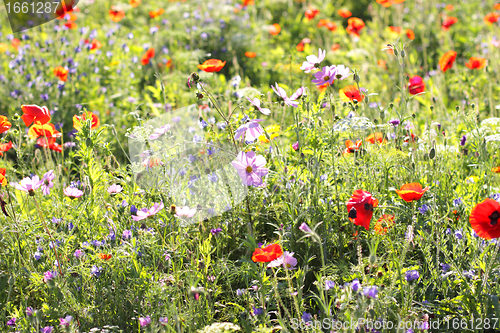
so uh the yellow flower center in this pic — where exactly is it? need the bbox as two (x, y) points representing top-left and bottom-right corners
(246, 166), (253, 173)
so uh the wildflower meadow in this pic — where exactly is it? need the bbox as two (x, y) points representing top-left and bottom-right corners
(2, 0), (500, 332)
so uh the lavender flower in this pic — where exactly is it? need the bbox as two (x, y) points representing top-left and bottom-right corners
(405, 270), (420, 282)
(247, 97), (271, 115)
(300, 48), (326, 73)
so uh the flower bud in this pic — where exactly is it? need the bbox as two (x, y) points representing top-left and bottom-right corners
(455, 105), (460, 111)
(401, 50), (406, 58)
(430, 105), (434, 111)
(394, 49), (398, 56)
(369, 255), (377, 265)
(380, 111), (385, 120)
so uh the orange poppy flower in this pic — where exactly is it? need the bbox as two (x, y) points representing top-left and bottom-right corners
(378, 59), (387, 69)
(141, 48), (155, 65)
(408, 75), (425, 95)
(317, 82), (330, 92)
(0, 142), (12, 157)
(251, 243), (283, 263)
(331, 43), (340, 51)
(89, 39), (102, 50)
(441, 17), (458, 30)
(73, 112), (100, 131)
(395, 183), (429, 202)
(485, 12), (500, 25)
(346, 190), (378, 230)
(269, 23), (281, 35)
(242, 0), (255, 6)
(109, 9), (125, 22)
(305, 7), (319, 20)
(245, 52), (257, 58)
(129, 0), (141, 7)
(0, 168), (7, 186)
(339, 85), (364, 102)
(492, 166), (500, 173)
(469, 198), (500, 239)
(57, 11), (77, 21)
(495, 3), (500, 10)
(37, 137), (62, 152)
(149, 8), (164, 18)
(28, 123), (61, 140)
(406, 29), (415, 40)
(445, 4), (453, 10)
(11, 39), (20, 50)
(389, 26), (402, 34)
(296, 42), (305, 52)
(54, 66), (69, 81)
(465, 57), (487, 69)
(338, 9), (352, 18)
(0, 116), (11, 134)
(346, 17), (365, 36)
(374, 214), (395, 235)
(376, 0), (405, 7)
(64, 20), (78, 29)
(98, 253), (112, 260)
(439, 51), (457, 72)
(197, 59), (226, 72)
(21, 104), (51, 126)
(343, 139), (362, 155)
(365, 132), (387, 144)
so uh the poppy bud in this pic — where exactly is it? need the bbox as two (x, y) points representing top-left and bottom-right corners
(373, 118), (378, 124)
(393, 49), (398, 56)
(389, 103), (394, 109)
(430, 105), (434, 111)
(169, 204), (176, 214)
(369, 255), (377, 264)
(406, 75), (410, 81)
(380, 111), (385, 120)
(196, 92), (204, 99)
(365, 96), (369, 104)
(412, 113), (416, 119)
(455, 105), (460, 111)
(377, 271), (383, 277)
(471, 103), (475, 110)
(353, 73), (360, 83)
(401, 50), (406, 58)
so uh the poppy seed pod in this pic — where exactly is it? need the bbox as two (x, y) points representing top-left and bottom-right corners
(393, 49), (398, 56)
(401, 50), (405, 58)
(369, 254), (377, 264)
(380, 111), (385, 120)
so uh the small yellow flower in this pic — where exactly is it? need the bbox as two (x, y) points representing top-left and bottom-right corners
(0, 43), (8, 53)
(259, 125), (280, 143)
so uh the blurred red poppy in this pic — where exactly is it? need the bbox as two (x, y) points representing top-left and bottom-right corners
(442, 17), (458, 30)
(109, 9), (125, 22)
(470, 199), (500, 239)
(340, 85), (364, 102)
(0, 168), (7, 186)
(269, 23), (281, 35)
(54, 66), (69, 81)
(0, 141), (13, 156)
(149, 8), (164, 18)
(37, 137), (62, 152)
(439, 51), (457, 72)
(389, 26), (402, 33)
(141, 48), (155, 65)
(408, 75), (425, 95)
(346, 190), (378, 230)
(485, 12), (500, 25)
(0, 116), (11, 134)
(251, 243), (283, 263)
(366, 132), (387, 144)
(197, 59), (226, 72)
(338, 9), (352, 18)
(73, 112), (100, 131)
(406, 29), (415, 40)
(129, 0), (141, 8)
(305, 7), (319, 20)
(346, 17), (365, 36)
(343, 139), (362, 155)
(465, 57), (487, 69)
(245, 52), (257, 58)
(28, 123), (61, 140)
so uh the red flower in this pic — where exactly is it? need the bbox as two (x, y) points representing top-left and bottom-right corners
(343, 139), (362, 155)
(408, 75), (425, 95)
(339, 85), (364, 102)
(470, 199), (500, 239)
(141, 48), (155, 65)
(406, 29), (415, 40)
(465, 57), (487, 69)
(389, 26), (402, 34)
(395, 183), (429, 202)
(346, 190), (378, 230)
(37, 137), (62, 152)
(245, 52), (257, 58)
(73, 112), (100, 131)
(251, 243), (283, 263)
(129, 0), (141, 8)
(374, 214), (395, 235)
(21, 104), (51, 126)
(0, 116), (11, 134)
(197, 59), (226, 72)
(305, 7), (319, 20)
(485, 12), (500, 25)
(149, 8), (164, 18)
(296, 42), (304, 52)
(98, 253), (112, 260)
(28, 123), (61, 140)
(338, 9), (352, 18)
(346, 17), (365, 36)
(54, 66), (69, 81)
(0, 141), (13, 156)
(365, 132), (387, 144)
(109, 9), (125, 22)
(439, 51), (457, 72)
(442, 17), (458, 30)
(0, 168), (7, 186)
(269, 23), (281, 35)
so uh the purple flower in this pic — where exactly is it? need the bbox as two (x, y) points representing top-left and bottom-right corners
(362, 285), (378, 298)
(12, 175), (43, 195)
(59, 315), (73, 326)
(148, 124), (171, 140)
(41, 170), (55, 195)
(460, 135), (467, 146)
(130, 205), (138, 215)
(234, 119), (265, 142)
(236, 289), (246, 296)
(74, 249), (84, 258)
(91, 265), (101, 277)
(267, 251), (297, 269)
(299, 222), (312, 233)
(43, 270), (57, 282)
(271, 83), (298, 108)
(325, 280), (335, 290)
(300, 48), (326, 73)
(292, 141), (299, 151)
(6, 318), (16, 326)
(26, 307), (35, 317)
(453, 198), (463, 206)
(351, 279), (360, 292)
(132, 202), (164, 221)
(139, 316), (151, 327)
(418, 204), (430, 215)
(159, 317), (168, 326)
(41, 326), (54, 333)
(455, 229), (463, 240)
(107, 184), (123, 195)
(34, 251), (42, 260)
(405, 270), (420, 282)
(231, 151), (268, 187)
(440, 263), (451, 273)
(290, 86), (306, 100)
(311, 65), (336, 87)
(246, 97), (271, 115)
(63, 187), (83, 199)
(253, 307), (264, 316)
(210, 228), (222, 236)
(122, 230), (132, 240)
(389, 119), (400, 126)
(301, 312), (313, 323)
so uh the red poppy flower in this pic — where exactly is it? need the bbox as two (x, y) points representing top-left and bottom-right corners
(331, 43), (341, 51)
(389, 26), (402, 34)
(465, 57), (487, 69)
(242, 0), (255, 6)
(495, 3), (500, 10)
(245, 52), (257, 58)
(376, 0), (405, 7)
(296, 42), (305, 52)
(11, 39), (20, 50)
(64, 20), (78, 29)
(442, 17), (458, 30)
(445, 4), (453, 11)
(493, 166), (500, 173)
(338, 9), (352, 18)
(305, 7), (319, 20)
(0, 116), (11, 134)
(98, 253), (112, 260)
(346, 17), (365, 36)
(37, 137), (62, 152)
(28, 123), (61, 140)
(339, 85), (364, 102)
(406, 29), (415, 40)
(141, 48), (155, 65)
(365, 132), (387, 144)
(73, 112), (100, 131)
(251, 243), (283, 263)
(21, 104), (51, 126)
(109, 9), (125, 22)
(54, 66), (69, 81)
(0, 141), (13, 156)
(88, 39), (102, 50)
(343, 139), (362, 155)
(408, 75), (425, 95)
(378, 59), (387, 69)
(470, 199), (500, 239)
(197, 59), (226, 72)
(0, 168), (7, 186)
(395, 183), (429, 202)
(346, 190), (378, 230)
(129, 0), (141, 8)
(149, 8), (164, 18)
(269, 23), (281, 35)
(439, 51), (457, 72)
(485, 12), (500, 25)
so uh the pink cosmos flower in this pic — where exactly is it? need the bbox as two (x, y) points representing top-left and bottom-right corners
(41, 170), (55, 195)
(247, 97), (271, 115)
(290, 86), (306, 100)
(312, 65), (337, 87)
(333, 65), (351, 80)
(175, 206), (197, 218)
(139, 316), (151, 327)
(107, 184), (123, 194)
(231, 151), (268, 187)
(271, 83), (298, 108)
(234, 119), (265, 142)
(148, 124), (171, 140)
(12, 175), (44, 195)
(300, 48), (326, 73)
(64, 187), (83, 199)
(267, 251), (297, 269)
(132, 202), (164, 221)
(59, 316), (73, 327)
